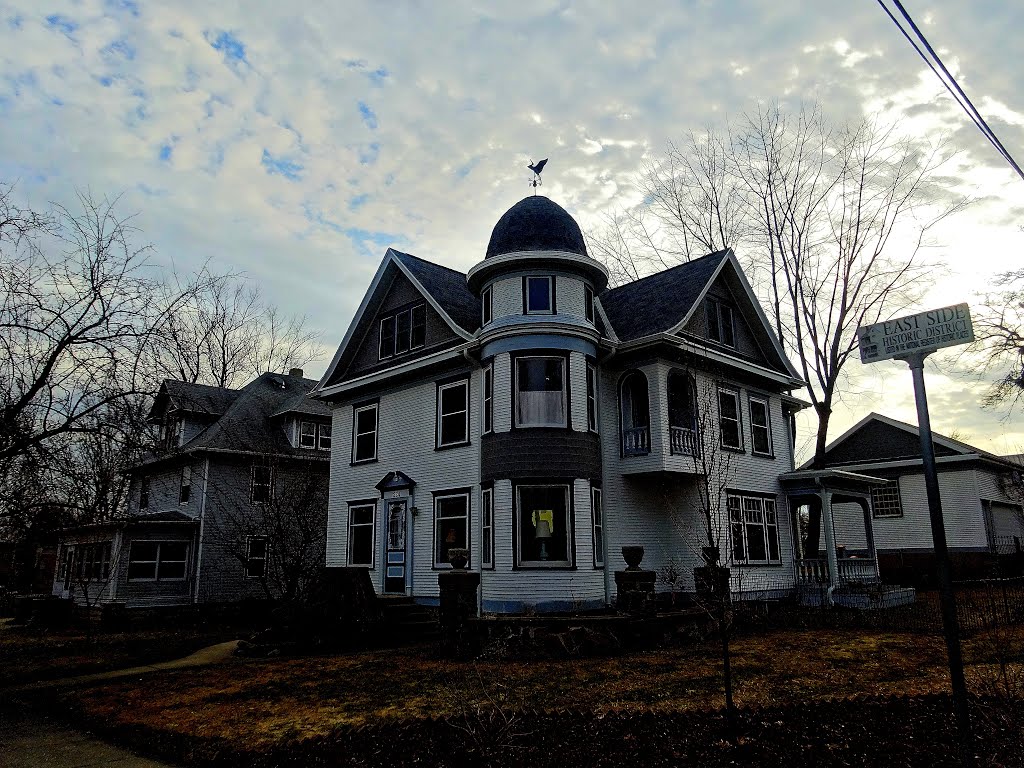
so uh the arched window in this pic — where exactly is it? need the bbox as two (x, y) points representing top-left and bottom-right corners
(619, 371), (650, 456)
(667, 371), (699, 456)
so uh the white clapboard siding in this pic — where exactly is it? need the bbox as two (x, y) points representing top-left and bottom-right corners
(489, 270), (592, 321)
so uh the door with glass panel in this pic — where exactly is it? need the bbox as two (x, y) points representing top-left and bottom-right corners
(384, 499), (408, 593)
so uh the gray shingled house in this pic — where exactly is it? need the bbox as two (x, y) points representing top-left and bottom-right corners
(52, 371), (331, 612)
(314, 195), (837, 613)
(802, 412), (1024, 585)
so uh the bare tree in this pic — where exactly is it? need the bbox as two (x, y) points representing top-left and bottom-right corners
(156, 270), (322, 390)
(970, 268), (1024, 410)
(0, 186), (195, 464)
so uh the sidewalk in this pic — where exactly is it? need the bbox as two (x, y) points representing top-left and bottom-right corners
(3, 639), (241, 767)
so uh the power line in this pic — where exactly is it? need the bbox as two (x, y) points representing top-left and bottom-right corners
(876, 0), (1024, 183)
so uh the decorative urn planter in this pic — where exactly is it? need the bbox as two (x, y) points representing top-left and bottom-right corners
(621, 546), (645, 571)
(447, 548), (470, 570)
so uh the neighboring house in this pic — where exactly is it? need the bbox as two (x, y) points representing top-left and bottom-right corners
(314, 195), (818, 613)
(52, 371), (331, 611)
(806, 412), (1024, 584)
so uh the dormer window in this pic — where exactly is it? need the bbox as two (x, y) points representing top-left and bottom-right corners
(481, 285), (493, 326)
(379, 303), (426, 359)
(164, 417), (183, 449)
(706, 298), (735, 347)
(299, 420), (332, 450)
(524, 276), (554, 315)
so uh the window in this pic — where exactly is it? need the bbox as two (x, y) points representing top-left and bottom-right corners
(481, 488), (494, 569)
(317, 422), (332, 450)
(718, 388), (742, 450)
(482, 285), (493, 325)
(179, 465), (191, 504)
(585, 285), (595, 323)
(517, 484), (571, 567)
(246, 536), (268, 578)
(139, 477), (149, 510)
(251, 465), (274, 503)
(729, 494), (781, 564)
(586, 363), (599, 432)
(872, 480), (904, 518)
(749, 396), (773, 456)
(70, 542), (112, 582)
(165, 417), (183, 448)
(300, 421), (332, 450)
(483, 364), (493, 434)
(707, 298), (736, 347)
(524, 276), (554, 314)
(620, 371), (650, 455)
(437, 380), (469, 447)
(352, 403), (378, 463)
(127, 541), (188, 581)
(434, 492), (470, 567)
(591, 487), (604, 567)
(379, 303), (426, 359)
(516, 357), (566, 427)
(348, 503), (376, 566)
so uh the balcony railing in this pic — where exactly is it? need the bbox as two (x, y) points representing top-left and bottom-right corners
(622, 426), (650, 456)
(796, 557), (879, 585)
(669, 426), (698, 456)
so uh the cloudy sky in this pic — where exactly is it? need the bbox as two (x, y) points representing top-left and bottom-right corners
(2, 0), (1023, 459)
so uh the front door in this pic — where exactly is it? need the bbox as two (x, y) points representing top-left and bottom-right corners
(384, 499), (408, 594)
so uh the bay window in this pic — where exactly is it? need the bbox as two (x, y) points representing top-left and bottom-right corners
(516, 356), (566, 428)
(516, 484), (571, 567)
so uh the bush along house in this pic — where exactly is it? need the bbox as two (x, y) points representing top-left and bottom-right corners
(315, 195), (823, 613)
(52, 371), (331, 615)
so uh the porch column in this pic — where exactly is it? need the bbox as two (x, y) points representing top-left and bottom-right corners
(821, 488), (840, 588)
(859, 497), (880, 579)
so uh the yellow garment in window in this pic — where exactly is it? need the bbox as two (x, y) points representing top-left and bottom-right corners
(531, 509), (555, 532)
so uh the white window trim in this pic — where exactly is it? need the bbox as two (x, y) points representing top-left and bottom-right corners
(748, 395), (773, 457)
(482, 364), (493, 435)
(352, 403), (378, 463)
(126, 540), (189, 582)
(516, 483), (572, 568)
(728, 494), (781, 565)
(718, 388), (743, 451)
(245, 535), (269, 579)
(872, 480), (904, 518)
(482, 285), (493, 325)
(584, 285), (595, 323)
(437, 380), (470, 448)
(317, 422), (332, 450)
(586, 363), (599, 433)
(481, 487), (494, 569)
(707, 298), (736, 348)
(515, 356), (567, 428)
(250, 465), (274, 504)
(591, 487), (604, 568)
(434, 491), (471, 568)
(525, 275), (554, 315)
(347, 503), (377, 567)
(179, 465), (191, 505)
(299, 420), (317, 449)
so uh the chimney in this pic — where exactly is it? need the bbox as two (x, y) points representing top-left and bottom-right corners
(288, 368), (303, 378)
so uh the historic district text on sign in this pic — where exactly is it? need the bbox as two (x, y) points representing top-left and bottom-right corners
(858, 303), (974, 364)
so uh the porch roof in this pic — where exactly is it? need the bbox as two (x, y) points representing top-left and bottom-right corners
(780, 468), (888, 499)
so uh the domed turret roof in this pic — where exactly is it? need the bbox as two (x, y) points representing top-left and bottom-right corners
(485, 195), (589, 259)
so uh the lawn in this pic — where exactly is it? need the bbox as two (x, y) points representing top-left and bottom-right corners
(0, 619), (243, 688)
(50, 626), (1024, 753)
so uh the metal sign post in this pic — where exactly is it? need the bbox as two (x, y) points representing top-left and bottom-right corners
(859, 304), (974, 755)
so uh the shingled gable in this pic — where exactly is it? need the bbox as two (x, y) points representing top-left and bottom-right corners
(599, 249), (799, 380)
(808, 412), (1011, 469)
(316, 248), (479, 392)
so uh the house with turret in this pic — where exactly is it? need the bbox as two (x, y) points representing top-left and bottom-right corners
(315, 195), (832, 612)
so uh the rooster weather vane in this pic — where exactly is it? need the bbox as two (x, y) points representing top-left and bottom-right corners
(527, 158), (548, 193)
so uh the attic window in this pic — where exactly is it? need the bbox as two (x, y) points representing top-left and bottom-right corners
(706, 298), (735, 348)
(299, 420), (332, 450)
(379, 303), (426, 359)
(524, 276), (554, 315)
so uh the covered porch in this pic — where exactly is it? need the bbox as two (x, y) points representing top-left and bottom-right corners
(781, 469), (913, 607)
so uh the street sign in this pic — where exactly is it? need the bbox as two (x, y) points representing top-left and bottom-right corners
(858, 303), (974, 364)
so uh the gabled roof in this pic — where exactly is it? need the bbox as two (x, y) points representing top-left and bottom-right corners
(148, 380), (242, 422)
(391, 250), (479, 335)
(807, 412), (1016, 471)
(600, 250), (728, 341)
(181, 372), (326, 456)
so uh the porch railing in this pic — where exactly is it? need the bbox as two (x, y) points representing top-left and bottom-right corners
(669, 426), (698, 456)
(796, 557), (879, 585)
(622, 426), (650, 456)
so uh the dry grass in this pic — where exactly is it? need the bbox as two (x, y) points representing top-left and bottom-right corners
(54, 626), (1024, 752)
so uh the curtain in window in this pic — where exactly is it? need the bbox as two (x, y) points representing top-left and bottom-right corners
(518, 391), (564, 426)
